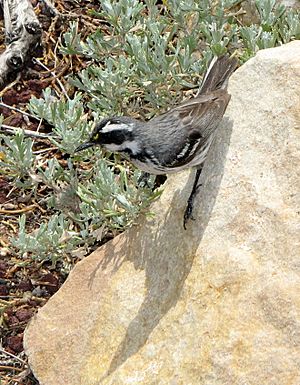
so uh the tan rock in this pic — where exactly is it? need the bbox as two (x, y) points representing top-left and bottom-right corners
(24, 41), (300, 385)
(280, 0), (300, 9)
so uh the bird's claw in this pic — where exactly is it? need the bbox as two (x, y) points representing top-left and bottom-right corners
(183, 200), (195, 230)
(183, 169), (202, 230)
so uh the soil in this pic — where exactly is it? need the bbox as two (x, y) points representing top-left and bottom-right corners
(0, 1), (102, 383)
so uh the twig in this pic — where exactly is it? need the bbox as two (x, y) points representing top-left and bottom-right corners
(33, 58), (70, 100)
(1, 219), (17, 232)
(0, 365), (24, 371)
(0, 348), (28, 366)
(0, 124), (51, 138)
(32, 200), (47, 214)
(0, 238), (9, 246)
(40, 0), (101, 22)
(0, 101), (39, 120)
(33, 146), (56, 154)
(0, 298), (10, 304)
(0, 73), (21, 97)
(0, 204), (37, 214)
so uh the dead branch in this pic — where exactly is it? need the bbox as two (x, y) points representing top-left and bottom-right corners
(0, 0), (42, 88)
(0, 124), (52, 138)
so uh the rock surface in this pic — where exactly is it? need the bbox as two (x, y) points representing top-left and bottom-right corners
(280, 0), (300, 9)
(24, 41), (300, 385)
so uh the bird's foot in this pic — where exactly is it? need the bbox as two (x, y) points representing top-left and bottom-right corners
(183, 199), (196, 230)
(183, 177), (202, 230)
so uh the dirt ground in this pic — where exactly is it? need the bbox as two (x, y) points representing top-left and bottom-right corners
(0, 1), (101, 383)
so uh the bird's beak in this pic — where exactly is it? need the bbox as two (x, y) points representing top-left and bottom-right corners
(74, 142), (95, 153)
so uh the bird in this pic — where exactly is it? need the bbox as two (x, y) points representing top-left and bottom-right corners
(75, 54), (238, 228)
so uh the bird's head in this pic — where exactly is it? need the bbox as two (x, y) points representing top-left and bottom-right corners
(75, 117), (140, 155)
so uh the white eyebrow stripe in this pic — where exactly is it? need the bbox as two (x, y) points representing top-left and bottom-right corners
(101, 121), (134, 133)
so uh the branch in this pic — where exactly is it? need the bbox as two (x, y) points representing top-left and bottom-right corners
(0, 0), (42, 88)
(0, 124), (52, 139)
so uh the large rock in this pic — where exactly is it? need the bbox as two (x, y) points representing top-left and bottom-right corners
(280, 0), (300, 9)
(24, 41), (300, 385)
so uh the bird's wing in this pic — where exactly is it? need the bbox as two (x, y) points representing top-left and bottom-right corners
(159, 90), (230, 168)
(173, 89), (230, 140)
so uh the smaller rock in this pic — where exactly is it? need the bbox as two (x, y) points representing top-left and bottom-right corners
(39, 273), (59, 294)
(7, 314), (20, 326)
(0, 284), (9, 296)
(6, 334), (23, 354)
(15, 308), (33, 322)
(0, 261), (8, 277)
(17, 280), (33, 292)
(31, 286), (46, 297)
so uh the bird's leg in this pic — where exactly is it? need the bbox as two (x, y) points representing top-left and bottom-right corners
(137, 172), (152, 188)
(183, 167), (202, 229)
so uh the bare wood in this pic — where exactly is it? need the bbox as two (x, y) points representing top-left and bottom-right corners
(0, 0), (42, 88)
(0, 124), (52, 139)
(0, 101), (39, 119)
(0, 204), (38, 214)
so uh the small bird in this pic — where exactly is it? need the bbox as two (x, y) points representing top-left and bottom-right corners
(75, 55), (238, 228)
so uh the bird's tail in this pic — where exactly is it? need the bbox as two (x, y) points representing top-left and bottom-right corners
(198, 54), (238, 95)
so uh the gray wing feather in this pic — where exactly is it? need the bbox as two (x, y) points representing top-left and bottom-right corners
(140, 55), (237, 169)
(144, 91), (229, 168)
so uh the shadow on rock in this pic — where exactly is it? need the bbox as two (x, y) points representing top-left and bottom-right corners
(94, 118), (233, 381)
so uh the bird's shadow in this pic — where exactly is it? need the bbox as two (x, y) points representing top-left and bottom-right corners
(91, 118), (233, 382)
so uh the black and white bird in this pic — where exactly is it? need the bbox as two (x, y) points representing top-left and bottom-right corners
(75, 55), (238, 228)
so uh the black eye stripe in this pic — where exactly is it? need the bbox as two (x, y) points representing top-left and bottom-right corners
(101, 129), (134, 145)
